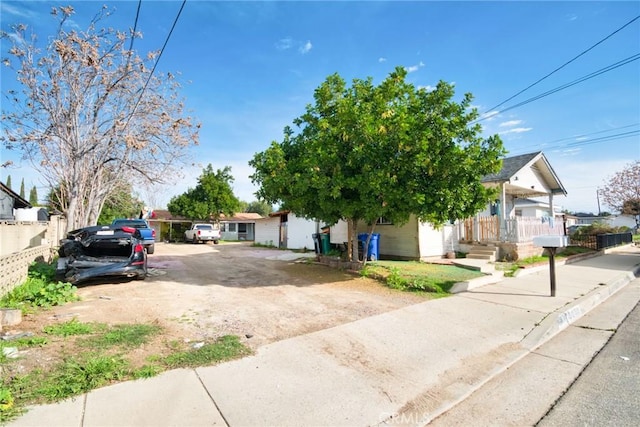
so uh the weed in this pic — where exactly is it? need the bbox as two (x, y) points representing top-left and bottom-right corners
(43, 318), (101, 337)
(33, 354), (130, 401)
(131, 364), (163, 379)
(0, 262), (79, 311)
(162, 335), (251, 369)
(0, 386), (20, 422)
(79, 324), (161, 349)
(385, 268), (408, 290)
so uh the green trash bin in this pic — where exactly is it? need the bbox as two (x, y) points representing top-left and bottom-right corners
(319, 233), (331, 254)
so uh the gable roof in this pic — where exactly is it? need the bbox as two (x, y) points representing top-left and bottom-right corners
(0, 181), (32, 209)
(482, 151), (567, 197)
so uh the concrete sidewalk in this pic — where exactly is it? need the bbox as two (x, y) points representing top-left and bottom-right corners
(9, 245), (640, 427)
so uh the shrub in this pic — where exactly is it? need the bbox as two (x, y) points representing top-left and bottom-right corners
(0, 262), (79, 311)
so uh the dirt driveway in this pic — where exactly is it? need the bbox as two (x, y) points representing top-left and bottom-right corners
(35, 242), (426, 349)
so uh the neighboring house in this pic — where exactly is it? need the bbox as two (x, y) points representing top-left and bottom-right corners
(254, 211), (320, 250)
(513, 198), (564, 219)
(219, 212), (262, 241)
(606, 214), (638, 230)
(0, 182), (32, 220)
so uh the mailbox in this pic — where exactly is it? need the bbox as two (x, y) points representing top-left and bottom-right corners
(533, 235), (568, 248)
(532, 235), (567, 297)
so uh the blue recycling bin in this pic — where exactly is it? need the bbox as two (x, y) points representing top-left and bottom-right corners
(358, 233), (380, 261)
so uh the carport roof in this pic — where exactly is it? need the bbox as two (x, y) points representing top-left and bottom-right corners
(0, 181), (31, 209)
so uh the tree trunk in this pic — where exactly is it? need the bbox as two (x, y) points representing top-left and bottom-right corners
(348, 218), (359, 262)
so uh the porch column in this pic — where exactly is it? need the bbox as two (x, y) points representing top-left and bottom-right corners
(499, 183), (507, 241)
(548, 193), (555, 227)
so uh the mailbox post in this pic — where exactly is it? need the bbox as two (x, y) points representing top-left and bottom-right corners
(532, 235), (568, 297)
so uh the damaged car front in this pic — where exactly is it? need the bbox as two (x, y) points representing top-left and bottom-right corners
(57, 225), (148, 284)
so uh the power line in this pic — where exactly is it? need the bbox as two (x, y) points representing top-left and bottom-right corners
(538, 123), (640, 146)
(508, 129), (639, 155)
(125, 0), (186, 129)
(484, 15), (640, 114)
(477, 53), (640, 122)
(564, 130), (640, 147)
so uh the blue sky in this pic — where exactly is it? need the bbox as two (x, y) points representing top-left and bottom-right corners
(1, 0), (639, 214)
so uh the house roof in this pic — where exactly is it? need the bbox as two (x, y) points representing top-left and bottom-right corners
(482, 151), (567, 198)
(0, 181), (32, 209)
(220, 212), (263, 222)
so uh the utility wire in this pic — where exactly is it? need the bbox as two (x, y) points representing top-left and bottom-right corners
(124, 0), (142, 71)
(476, 53), (640, 122)
(484, 15), (640, 114)
(125, 0), (186, 129)
(538, 123), (640, 146)
(127, 0), (142, 53)
(508, 130), (639, 155)
(564, 130), (640, 147)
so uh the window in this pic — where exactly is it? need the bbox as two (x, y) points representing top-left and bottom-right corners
(228, 223), (237, 232)
(376, 217), (393, 225)
(515, 209), (522, 217)
(238, 223), (247, 233)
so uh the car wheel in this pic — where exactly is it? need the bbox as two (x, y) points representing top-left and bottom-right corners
(214, 240), (219, 244)
(147, 244), (155, 255)
(193, 236), (198, 244)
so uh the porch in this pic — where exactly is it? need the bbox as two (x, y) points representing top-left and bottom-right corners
(460, 216), (565, 244)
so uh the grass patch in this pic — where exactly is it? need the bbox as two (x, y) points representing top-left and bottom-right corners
(43, 318), (102, 337)
(78, 324), (162, 349)
(163, 335), (252, 369)
(361, 261), (483, 293)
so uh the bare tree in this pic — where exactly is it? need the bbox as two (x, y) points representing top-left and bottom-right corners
(601, 160), (640, 215)
(1, 5), (199, 231)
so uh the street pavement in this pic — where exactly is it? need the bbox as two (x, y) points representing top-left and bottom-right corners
(8, 245), (640, 427)
(538, 290), (640, 427)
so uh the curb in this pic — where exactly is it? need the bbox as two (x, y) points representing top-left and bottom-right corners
(449, 271), (504, 293)
(520, 265), (640, 351)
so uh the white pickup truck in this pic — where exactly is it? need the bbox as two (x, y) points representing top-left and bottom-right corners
(184, 223), (221, 244)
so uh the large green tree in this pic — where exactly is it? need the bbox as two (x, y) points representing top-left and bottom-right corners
(244, 200), (273, 217)
(601, 160), (640, 216)
(250, 67), (504, 261)
(167, 165), (241, 220)
(1, 6), (199, 231)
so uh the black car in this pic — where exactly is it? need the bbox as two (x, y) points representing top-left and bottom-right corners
(57, 225), (147, 284)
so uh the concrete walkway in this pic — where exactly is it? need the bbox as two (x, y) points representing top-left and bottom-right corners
(9, 245), (640, 427)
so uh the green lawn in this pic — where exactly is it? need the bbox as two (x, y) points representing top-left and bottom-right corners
(361, 260), (483, 294)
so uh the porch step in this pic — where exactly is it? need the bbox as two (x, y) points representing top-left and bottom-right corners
(466, 245), (498, 262)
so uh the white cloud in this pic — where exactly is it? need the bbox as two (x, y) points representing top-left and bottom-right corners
(0, 3), (35, 18)
(499, 127), (533, 135)
(275, 38), (293, 50)
(405, 61), (425, 73)
(567, 14), (578, 21)
(299, 40), (312, 54)
(378, 57), (387, 63)
(499, 120), (523, 127)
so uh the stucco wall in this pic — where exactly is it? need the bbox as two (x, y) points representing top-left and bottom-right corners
(286, 214), (319, 250)
(357, 217), (420, 260)
(254, 217), (280, 247)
